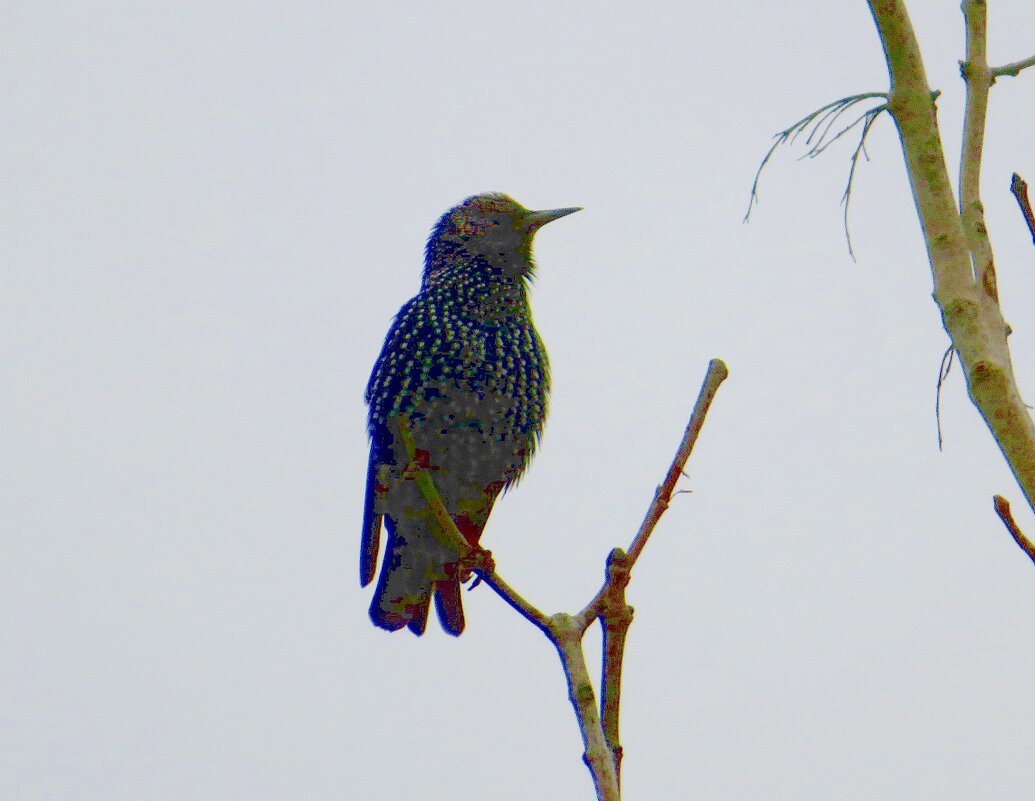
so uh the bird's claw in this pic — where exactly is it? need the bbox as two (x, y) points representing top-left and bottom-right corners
(456, 547), (495, 584)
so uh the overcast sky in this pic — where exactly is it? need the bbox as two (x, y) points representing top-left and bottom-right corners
(3, 2), (1035, 799)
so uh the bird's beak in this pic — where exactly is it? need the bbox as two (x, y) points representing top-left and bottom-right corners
(524, 206), (582, 232)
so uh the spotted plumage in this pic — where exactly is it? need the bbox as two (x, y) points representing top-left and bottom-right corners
(361, 193), (579, 635)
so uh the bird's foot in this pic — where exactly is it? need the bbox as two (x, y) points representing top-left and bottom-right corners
(456, 547), (495, 584)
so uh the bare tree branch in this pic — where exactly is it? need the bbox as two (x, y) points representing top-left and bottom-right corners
(397, 359), (729, 801)
(1010, 173), (1035, 245)
(993, 495), (1035, 566)
(577, 359), (728, 792)
(960, 0), (999, 303)
(936, 346), (955, 451)
(598, 551), (633, 788)
(991, 53), (1035, 78)
(573, 358), (730, 634)
(552, 613), (620, 801)
(745, 93), (888, 259)
(866, 0), (1035, 516)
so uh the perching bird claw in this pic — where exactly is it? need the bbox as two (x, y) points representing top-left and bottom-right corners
(457, 547), (495, 585)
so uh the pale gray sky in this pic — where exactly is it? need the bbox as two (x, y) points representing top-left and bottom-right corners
(3, 2), (1035, 799)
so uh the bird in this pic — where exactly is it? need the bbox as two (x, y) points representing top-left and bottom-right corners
(361, 193), (580, 635)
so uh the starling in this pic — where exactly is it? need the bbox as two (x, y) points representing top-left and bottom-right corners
(361, 193), (580, 635)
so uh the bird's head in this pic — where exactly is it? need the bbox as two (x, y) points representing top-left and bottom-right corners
(424, 193), (580, 285)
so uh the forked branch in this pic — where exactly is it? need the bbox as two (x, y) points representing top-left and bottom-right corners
(748, 0), (1035, 560)
(396, 359), (729, 800)
(866, 0), (1035, 545)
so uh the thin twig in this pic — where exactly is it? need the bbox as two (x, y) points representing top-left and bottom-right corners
(936, 346), (954, 451)
(574, 358), (729, 632)
(744, 93), (888, 259)
(626, 359), (729, 566)
(842, 107), (886, 260)
(991, 53), (1035, 78)
(992, 495), (1035, 566)
(745, 93), (887, 221)
(1010, 173), (1035, 245)
(805, 99), (883, 158)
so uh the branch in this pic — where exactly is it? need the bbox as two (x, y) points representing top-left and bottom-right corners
(841, 106), (886, 260)
(935, 345), (955, 451)
(960, 0), (999, 303)
(598, 550), (632, 787)
(744, 93), (888, 259)
(576, 359), (729, 790)
(396, 359), (729, 801)
(552, 614), (620, 801)
(866, 0), (1035, 516)
(394, 417), (616, 796)
(993, 495), (1035, 567)
(991, 53), (1035, 78)
(625, 359), (729, 567)
(1010, 173), (1035, 245)
(573, 358), (730, 632)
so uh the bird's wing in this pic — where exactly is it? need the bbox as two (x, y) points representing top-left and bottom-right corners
(360, 445), (383, 587)
(362, 303), (417, 587)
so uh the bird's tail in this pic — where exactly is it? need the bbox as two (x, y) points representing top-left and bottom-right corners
(369, 520), (465, 636)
